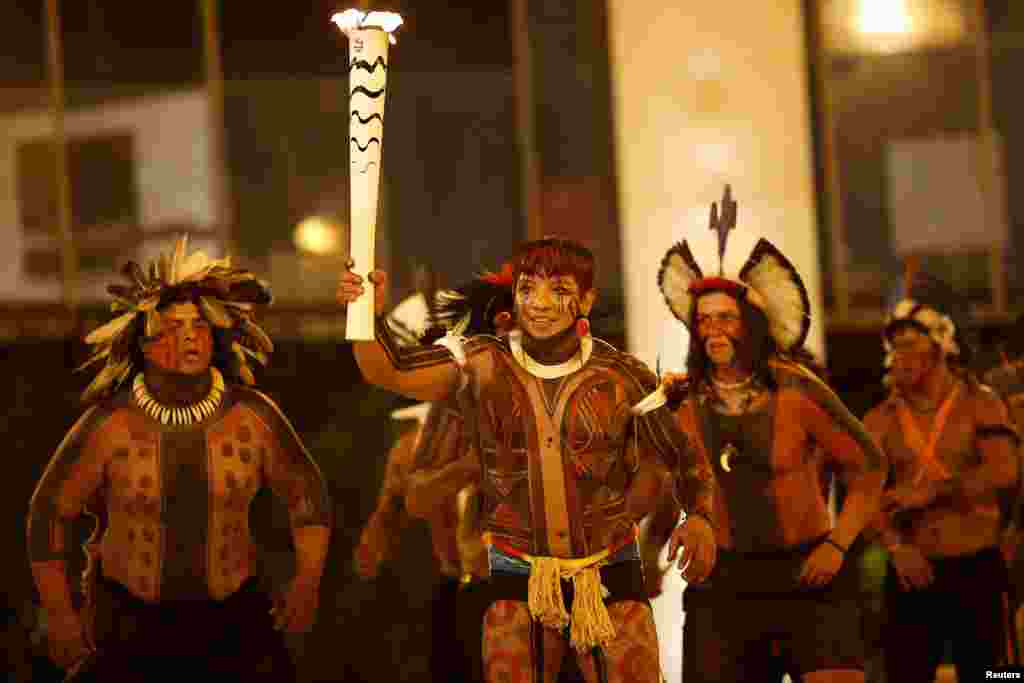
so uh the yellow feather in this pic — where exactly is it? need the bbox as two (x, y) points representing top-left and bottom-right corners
(146, 310), (162, 338)
(84, 313), (137, 345)
(243, 320), (274, 354)
(199, 296), (234, 329)
(170, 234), (188, 284)
(76, 347), (111, 372)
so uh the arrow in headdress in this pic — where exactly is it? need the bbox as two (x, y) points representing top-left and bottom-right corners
(709, 184), (737, 276)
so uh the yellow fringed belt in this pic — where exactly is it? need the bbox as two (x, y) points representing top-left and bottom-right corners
(483, 528), (638, 652)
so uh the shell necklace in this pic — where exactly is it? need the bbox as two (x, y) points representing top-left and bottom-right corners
(133, 367), (225, 426)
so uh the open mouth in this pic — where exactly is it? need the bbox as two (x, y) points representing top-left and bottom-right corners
(183, 350), (201, 361)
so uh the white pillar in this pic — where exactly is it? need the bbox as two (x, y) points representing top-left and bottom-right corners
(606, 3), (824, 680)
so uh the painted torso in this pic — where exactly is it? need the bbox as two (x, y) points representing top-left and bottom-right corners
(675, 363), (879, 552)
(873, 382), (1004, 557)
(29, 382), (330, 604)
(469, 337), (672, 558)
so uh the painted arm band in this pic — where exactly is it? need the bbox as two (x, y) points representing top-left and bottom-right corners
(376, 314), (458, 371)
(976, 423), (1021, 446)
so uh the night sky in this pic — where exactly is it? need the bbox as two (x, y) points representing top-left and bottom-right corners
(0, 0), (623, 302)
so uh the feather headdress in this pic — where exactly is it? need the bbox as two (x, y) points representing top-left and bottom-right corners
(430, 264), (516, 339)
(656, 185), (811, 352)
(386, 292), (432, 347)
(883, 271), (967, 366)
(79, 235), (273, 404)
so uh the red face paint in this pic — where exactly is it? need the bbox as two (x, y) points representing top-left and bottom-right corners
(142, 302), (214, 375)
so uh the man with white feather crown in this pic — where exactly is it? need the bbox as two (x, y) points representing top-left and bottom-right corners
(648, 187), (887, 682)
(338, 236), (713, 683)
(864, 270), (1020, 680)
(27, 236), (331, 681)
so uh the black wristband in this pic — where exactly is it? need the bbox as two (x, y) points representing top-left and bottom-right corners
(824, 537), (848, 555)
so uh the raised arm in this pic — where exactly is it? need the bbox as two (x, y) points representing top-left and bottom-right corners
(338, 270), (461, 402)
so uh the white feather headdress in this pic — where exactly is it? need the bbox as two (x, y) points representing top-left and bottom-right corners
(656, 186), (811, 352)
(883, 298), (960, 364)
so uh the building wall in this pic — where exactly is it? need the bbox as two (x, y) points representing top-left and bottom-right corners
(0, 89), (220, 302)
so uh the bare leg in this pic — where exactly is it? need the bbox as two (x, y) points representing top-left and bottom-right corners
(483, 600), (567, 683)
(576, 601), (661, 683)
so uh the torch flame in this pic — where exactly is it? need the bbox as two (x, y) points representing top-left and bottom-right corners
(331, 9), (404, 44)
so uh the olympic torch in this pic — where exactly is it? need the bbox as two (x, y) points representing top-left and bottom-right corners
(332, 9), (403, 340)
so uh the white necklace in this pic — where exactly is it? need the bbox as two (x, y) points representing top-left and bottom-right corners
(133, 367), (225, 426)
(712, 375), (752, 391)
(711, 374), (756, 416)
(508, 331), (593, 379)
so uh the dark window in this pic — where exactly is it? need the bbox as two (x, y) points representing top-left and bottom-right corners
(16, 132), (138, 234)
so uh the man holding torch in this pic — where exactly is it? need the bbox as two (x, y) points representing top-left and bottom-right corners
(337, 238), (715, 683)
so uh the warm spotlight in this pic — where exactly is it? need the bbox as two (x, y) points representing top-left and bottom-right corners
(294, 216), (342, 255)
(856, 0), (912, 36)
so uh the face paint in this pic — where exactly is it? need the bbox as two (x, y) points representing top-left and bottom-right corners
(887, 327), (940, 391)
(142, 302), (214, 375)
(514, 272), (585, 341)
(696, 292), (744, 370)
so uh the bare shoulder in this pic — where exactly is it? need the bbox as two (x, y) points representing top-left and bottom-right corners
(983, 364), (1024, 398)
(771, 360), (844, 412)
(229, 384), (297, 435)
(968, 379), (1010, 416)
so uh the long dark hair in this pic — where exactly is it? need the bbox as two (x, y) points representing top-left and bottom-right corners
(686, 289), (779, 389)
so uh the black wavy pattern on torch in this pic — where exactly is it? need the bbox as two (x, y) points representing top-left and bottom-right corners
(350, 57), (388, 73)
(352, 161), (378, 175)
(351, 111), (383, 125)
(351, 85), (385, 99)
(351, 137), (381, 152)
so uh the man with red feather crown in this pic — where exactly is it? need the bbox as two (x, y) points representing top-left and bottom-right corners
(338, 237), (713, 683)
(646, 187), (887, 683)
(27, 236), (331, 681)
